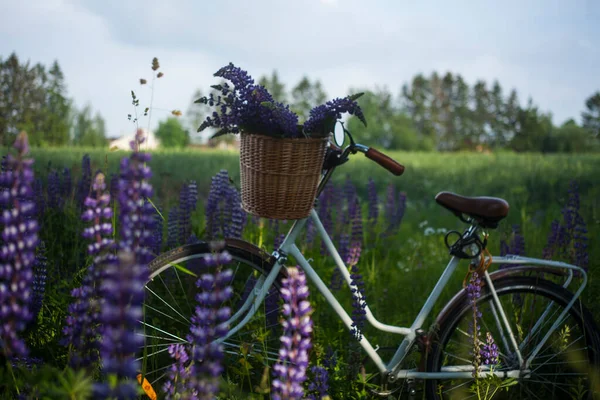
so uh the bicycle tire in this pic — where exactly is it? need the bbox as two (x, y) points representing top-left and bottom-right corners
(425, 275), (600, 400)
(140, 241), (284, 394)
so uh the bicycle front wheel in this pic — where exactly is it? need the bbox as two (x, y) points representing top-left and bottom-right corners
(426, 275), (600, 400)
(139, 241), (284, 394)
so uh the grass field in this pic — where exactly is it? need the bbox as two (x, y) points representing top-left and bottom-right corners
(7, 146), (600, 398)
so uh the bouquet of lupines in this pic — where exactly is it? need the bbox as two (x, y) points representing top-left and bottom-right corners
(196, 63), (367, 139)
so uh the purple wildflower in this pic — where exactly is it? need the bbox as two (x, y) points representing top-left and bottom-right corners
(366, 178), (379, 237)
(95, 251), (146, 399)
(63, 172), (114, 369)
(542, 181), (589, 270)
(178, 183), (193, 244)
(0, 131), (39, 358)
(47, 169), (62, 209)
(152, 209), (163, 255)
(304, 96), (366, 136)
(385, 185), (407, 236)
(480, 332), (499, 366)
(31, 241), (48, 320)
(94, 130), (154, 398)
(109, 173), (119, 203)
(317, 183), (335, 255)
(197, 63), (299, 137)
(186, 251), (233, 398)
(117, 129), (155, 265)
(272, 266), (313, 400)
(499, 225), (526, 269)
(307, 366), (330, 400)
(349, 262), (367, 342)
(166, 207), (179, 248)
(205, 170), (245, 240)
(466, 272), (482, 376)
(163, 343), (197, 399)
(76, 154), (92, 209)
(33, 178), (44, 219)
(323, 346), (337, 369)
(62, 167), (72, 199)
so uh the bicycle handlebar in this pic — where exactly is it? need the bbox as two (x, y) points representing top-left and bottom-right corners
(363, 147), (405, 176)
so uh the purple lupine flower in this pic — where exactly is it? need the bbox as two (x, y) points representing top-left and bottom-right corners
(109, 173), (119, 203)
(480, 332), (499, 366)
(341, 176), (357, 228)
(323, 346), (337, 369)
(366, 177), (379, 237)
(76, 154), (92, 209)
(62, 167), (72, 199)
(346, 197), (363, 267)
(152, 209), (163, 255)
(317, 183), (335, 255)
(0, 131), (39, 358)
(166, 207), (179, 248)
(178, 183), (193, 244)
(330, 233), (349, 291)
(304, 96), (366, 136)
(63, 172), (115, 369)
(499, 225), (526, 269)
(272, 266), (313, 400)
(187, 180), (198, 212)
(197, 63), (299, 137)
(94, 131), (154, 398)
(542, 181), (589, 270)
(384, 185), (407, 236)
(542, 219), (566, 259)
(33, 178), (45, 218)
(274, 233), (286, 250)
(466, 272), (482, 376)
(186, 251), (233, 398)
(349, 262), (367, 341)
(307, 366), (330, 400)
(265, 286), (281, 331)
(117, 130), (156, 265)
(163, 343), (197, 399)
(94, 251), (147, 399)
(31, 241), (48, 320)
(304, 218), (316, 248)
(47, 169), (62, 209)
(205, 170), (245, 240)
(573, 214), (589, 270)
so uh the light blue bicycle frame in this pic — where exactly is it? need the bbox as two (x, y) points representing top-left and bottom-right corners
(223, 208), (588, 381)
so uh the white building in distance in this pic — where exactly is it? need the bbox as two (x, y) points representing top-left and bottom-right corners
(109, 128), (161, 150)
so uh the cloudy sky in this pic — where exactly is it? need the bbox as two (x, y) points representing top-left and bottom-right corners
(1, 0), (599, 139)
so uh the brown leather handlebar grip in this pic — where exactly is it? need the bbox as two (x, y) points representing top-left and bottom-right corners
(365, 148), (405, 176)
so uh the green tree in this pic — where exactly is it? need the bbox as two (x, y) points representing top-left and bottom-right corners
(548, 119), (598, 153)
(43, 61), (71, 145)
(258, 70), (287, 103)
(0, 53), (72, 146)
(582, 92), (600, 139)
(401, 74), (436, 140)
(290, 76), (327, 121)
(510, 99), (553, 152)
(155, 117), (190, 148)
(347, 88), (428, 150)
(72, 104), (107, 147)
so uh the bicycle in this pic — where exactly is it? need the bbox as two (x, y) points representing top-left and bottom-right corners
(140, 126), (600, 399)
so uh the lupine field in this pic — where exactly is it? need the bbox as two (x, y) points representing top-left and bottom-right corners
(0, 134), (599, 399)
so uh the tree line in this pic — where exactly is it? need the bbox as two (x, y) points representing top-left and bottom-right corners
(237, 71), (599, 152)
(0, 52), (107, 148)
(2, 51), (599, 152)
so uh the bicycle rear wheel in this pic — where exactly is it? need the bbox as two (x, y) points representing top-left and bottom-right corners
(138, 241), (284, 395)
(426, 275), (600, 400)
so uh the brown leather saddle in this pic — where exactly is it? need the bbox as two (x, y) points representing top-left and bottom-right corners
(435, 191), (509, 229)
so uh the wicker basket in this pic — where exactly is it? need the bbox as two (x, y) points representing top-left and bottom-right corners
(239, 133), (328, 220)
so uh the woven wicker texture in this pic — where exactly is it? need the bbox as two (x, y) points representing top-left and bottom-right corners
(239, 133), (328, 220)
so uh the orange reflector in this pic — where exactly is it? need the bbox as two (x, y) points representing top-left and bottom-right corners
(136, 374), (157, 400)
